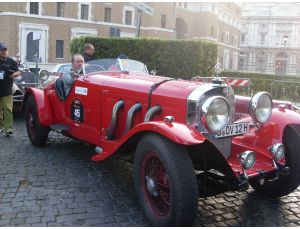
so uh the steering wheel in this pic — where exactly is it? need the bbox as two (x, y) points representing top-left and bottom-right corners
(108, 65), (119, 71)
(85, 64), (106, 74)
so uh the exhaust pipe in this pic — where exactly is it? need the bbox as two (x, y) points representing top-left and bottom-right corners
(107, 100), (124, 140)
(124, 102), (142, 134)
(144, 105), (162, 122)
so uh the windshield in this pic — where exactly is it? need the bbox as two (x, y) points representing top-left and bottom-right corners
(85, 58), (148, 75)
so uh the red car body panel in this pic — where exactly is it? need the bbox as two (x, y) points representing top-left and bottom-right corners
(24, 87), (53, 125)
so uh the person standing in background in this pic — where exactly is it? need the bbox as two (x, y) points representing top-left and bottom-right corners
(0, 43), (20, 136)
(82, 43), (95, 62)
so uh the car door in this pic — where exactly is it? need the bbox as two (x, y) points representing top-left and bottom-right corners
(62, 76), (102, 144)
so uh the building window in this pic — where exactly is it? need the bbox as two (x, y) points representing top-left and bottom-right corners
(220, 56), (223, 66)
(221, 32), (225, 43)
(231, 35), (234, 45)
(110, 27), (120, 37)
(125, 10), (132, 25)
(104, 7), (111, 22)
(235, 35), (238, 47)
(226, 32), (229, 43)
(241, 33), (245, 43)
(57, 2), (65, 17)
(223, 50), (230, 70)
(161, 15), (166, 28)
(210, 26), (214, 36)
(81, 4), (89, 20)
(184, 2), (187, 8)
(56, 40), (64, 58)
(261, 34), (265, 45)
(26, 32), (39, 62)
(30, 2), (39, 15)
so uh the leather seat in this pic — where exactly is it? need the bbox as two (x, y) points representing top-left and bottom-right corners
(55, 78), (66, 100)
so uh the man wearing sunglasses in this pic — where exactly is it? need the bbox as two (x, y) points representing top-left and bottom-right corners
(0, 43), (20, 136)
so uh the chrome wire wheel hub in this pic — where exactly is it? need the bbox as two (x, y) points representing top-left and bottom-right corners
(145, 176), (158, 197)
(29, 113), (34, 126)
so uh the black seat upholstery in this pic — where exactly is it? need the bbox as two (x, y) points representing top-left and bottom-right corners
(55, 78), (66, 100)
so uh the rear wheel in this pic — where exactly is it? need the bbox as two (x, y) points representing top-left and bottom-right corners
(25, 95), (49, 146)
(249, 124), (300, 197)
(133, 134), (198, 226)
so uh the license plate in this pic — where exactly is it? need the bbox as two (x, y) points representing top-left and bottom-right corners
(215, 122), (251, 138)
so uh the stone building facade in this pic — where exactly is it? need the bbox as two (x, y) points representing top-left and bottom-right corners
(0, 2), (174, 69)
(239, 2), (300, 75)
(0, 2), (241, 72)
(175, 2), (242, 71)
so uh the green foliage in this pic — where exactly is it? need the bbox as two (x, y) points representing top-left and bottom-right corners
(70, 37), (218, 79)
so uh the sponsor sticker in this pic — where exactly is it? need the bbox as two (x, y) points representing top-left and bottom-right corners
(75, 86), (88, 96)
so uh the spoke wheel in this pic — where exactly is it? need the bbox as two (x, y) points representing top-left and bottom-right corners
(27, 104), (37, 140)
(142, 152), (170, 217)
(134, 134), (198, 226)
(25, 95), (49, 146)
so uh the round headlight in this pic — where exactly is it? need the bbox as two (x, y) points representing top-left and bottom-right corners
(270, 143), (285, 161)
(249, 92), (272, 124)
(240, 151), (256, 170)
(201, 96), (230, 132)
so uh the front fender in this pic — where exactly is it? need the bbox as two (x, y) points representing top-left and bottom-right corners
(22, 87), (53, 126)
(125, 121), (206, 145)
(234, 107), (300, 149)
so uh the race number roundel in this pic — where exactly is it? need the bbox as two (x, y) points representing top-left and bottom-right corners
(71, 99), (84, 123)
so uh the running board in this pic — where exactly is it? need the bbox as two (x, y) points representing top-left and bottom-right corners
(50, 124), (70, 133)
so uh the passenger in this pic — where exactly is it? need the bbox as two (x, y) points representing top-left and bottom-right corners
(82, 43), (95, 62)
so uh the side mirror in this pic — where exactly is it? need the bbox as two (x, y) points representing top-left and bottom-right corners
(39, 70), (50, 82)
(150, 70), (157, 76)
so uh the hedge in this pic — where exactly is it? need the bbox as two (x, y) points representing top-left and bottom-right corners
(70, 36), (218, 79)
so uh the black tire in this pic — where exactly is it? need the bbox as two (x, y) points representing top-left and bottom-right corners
(249, 124), (300, 197)
(133, 134), (198, 226)
(25, 95), (49, 146)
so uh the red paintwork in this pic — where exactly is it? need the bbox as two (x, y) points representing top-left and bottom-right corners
(232, 95), (300, 176)
(23, 69), (300, 181)
(23, 87), (53, 125)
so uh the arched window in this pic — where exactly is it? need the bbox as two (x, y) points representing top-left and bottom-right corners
(26, 32), (39, 62)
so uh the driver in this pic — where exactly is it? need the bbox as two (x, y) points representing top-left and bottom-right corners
(62, 54), (84, 96)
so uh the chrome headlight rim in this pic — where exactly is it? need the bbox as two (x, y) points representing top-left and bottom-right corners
(201, 96), (230, 132)
(240, 150), (256, 170)
(249, 92), (273, 124)
(269, 143), (285, 161)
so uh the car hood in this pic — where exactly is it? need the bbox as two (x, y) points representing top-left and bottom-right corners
(87, 72), (203, 100)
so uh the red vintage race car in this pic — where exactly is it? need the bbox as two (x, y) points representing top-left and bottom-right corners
(22, 58), (300, 226)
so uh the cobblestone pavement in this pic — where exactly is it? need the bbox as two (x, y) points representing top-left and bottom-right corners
(0, 116), (300, 226)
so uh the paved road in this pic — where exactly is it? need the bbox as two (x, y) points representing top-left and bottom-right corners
(0, 116), (300, 226)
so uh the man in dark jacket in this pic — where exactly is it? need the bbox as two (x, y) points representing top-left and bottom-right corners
(0, 43), (20, 136)
(82, 43), (95, 62)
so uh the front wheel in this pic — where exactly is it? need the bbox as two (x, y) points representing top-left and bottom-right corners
(133, 134), (198, 226)
(249, 124), (300, 197)
(25, 95), (49, 146)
